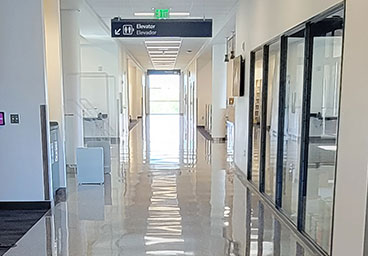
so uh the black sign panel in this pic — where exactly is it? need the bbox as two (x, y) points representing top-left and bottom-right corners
(148, 70), (181, 75)
(111, 18), (212, 38)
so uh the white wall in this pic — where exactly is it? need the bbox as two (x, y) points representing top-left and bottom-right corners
(0, 0), (50, 201)
(60, 2), (83, 165)
(80, 42), (120, 136)
(212, 44), (227, 139)
(197, 53), (212, 126)
(187, 60), (197, 125)
(127, 62), (143, 120)
(118, 46), (130, 137)
(332, 0), (368, 255)
(81, 43), (119, 76)
(135, 68), (143, 118)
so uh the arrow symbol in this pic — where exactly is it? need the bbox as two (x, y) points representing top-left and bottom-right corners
(115, 28), (122, 36)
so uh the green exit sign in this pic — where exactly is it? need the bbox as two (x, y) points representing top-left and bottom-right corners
(155, 9), (170, 19)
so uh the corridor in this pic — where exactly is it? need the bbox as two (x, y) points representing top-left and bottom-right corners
(5, 116), (315, 256)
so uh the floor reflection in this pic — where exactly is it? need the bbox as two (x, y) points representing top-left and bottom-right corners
(5, 115), (317, 256)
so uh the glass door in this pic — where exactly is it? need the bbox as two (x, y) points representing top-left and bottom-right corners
(265, 41), (281, 200)
(281, 30), (305, 223)
(251, 49), (264, 186)
(304, 10), (344, 252)
(148, 74), (180, 115)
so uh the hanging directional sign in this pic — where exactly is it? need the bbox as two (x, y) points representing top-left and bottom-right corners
(111, 18), (213, 38)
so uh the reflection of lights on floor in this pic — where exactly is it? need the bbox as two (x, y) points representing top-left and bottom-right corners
(318, 145), (337, 151)
(144, 236), (184, 246)
(224, 206), (231, 217)
(146, 251), (194, 255)
(250, 241), (273, 255)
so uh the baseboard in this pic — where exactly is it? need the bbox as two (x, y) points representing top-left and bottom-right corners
(0, 201), (51, 210)
(213, 137), (227, 143)
(84, 137), (120, 144)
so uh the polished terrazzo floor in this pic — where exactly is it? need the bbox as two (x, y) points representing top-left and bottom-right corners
(5, 115), (318, 256)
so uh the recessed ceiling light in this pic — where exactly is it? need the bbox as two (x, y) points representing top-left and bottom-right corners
(149, 51), (179, 54)
(150, 56), (178, 59)
(149, 52), (177, 55)
(152, 57), (175, 59)
(146, 46), (180, 50)
(152, 61), (176, 65)
(134, 12), (154, 16)
(170, 12), (190, 16)
(146, 44), (181, 48)
(151, 56), (177, 58)
(152, 61), (176, 63)
(151, 56), (177, 59)
(145, 40), (182, 44)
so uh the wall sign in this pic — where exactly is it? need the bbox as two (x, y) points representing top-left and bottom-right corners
(148, 70), (181, 75)
(155, 9), (170, 19)
(0, 112), (5, 126)
(111, 18), (213, 38)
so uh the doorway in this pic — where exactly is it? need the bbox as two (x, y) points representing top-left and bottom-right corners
(148, 71), (181, 115)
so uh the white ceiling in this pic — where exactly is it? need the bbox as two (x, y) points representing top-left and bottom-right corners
(81, 0), (239, 70)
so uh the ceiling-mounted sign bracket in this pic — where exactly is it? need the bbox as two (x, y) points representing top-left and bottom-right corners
(111, 18), (213, 38)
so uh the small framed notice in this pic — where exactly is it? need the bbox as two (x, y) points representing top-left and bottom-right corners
(0, 112), (5, 126)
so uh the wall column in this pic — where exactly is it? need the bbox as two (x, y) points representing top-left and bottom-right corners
(60, 0), (83, 165)
(44, 0), (67, 189)
(211, 44), (227, 139)
(332, 0), (368, 255)
(0, 0), (50, 201)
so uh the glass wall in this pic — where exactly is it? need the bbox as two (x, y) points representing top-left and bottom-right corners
(265, 41), (281, 200)
(247, 5), (344, 255)
(304, 11), (344, 251)
(282, 30), (305, 223)
(251, 50), (264, 186)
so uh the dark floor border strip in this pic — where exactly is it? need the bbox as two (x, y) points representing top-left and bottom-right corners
(0, 201), (51, 210)
(0, 209), (50, 254)
(84, 137), (120, 144)
(197, 126), (213, 141)
(233, 165), (327, 256)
